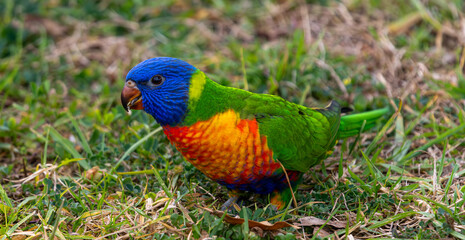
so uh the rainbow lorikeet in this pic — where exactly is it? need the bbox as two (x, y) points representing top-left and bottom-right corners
(121, 57), (388, 209)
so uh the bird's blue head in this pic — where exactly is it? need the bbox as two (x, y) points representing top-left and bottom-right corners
(121, 57), (198, 126)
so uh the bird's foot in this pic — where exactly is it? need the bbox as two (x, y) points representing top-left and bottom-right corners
(221, 190), (246, 211)
(220, 195), (239, 211)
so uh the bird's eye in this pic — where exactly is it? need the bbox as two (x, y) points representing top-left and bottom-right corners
(149, 75), (165, 87)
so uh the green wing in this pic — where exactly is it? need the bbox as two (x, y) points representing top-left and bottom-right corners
(240, 94), (341, 172)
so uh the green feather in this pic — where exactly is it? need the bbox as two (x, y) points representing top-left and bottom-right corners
(183, 75), (251, 126)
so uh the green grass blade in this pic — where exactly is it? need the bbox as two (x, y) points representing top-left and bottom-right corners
(410, 0), (442, 30)
(367, 211), (418, 229)
(348, 167), (373, 194)
(242, 207), (249, 240)
(0, 183), (12, 228)
(4, 212), (35, 237)
(50, 200), (65, 240)
(442, 164), (458, 202)
(113, 126), (163, 171)
(400, 123), (465, 164)
(151, 166), (173, 199)
(0, 184), (12, 209)
(338, 141), (346, 179)
(437, 141), (447, 179)
(365, 101), (402, 155)
(0, 66), (18, 93)
(392, 139), (412, 162)
(67, 112), (93, 156)
(42, 127), (50, 165)
(403, 194), (453, 215)
(48, 126), (89, 169)
(361, 150), (376, 179)
(451, 230), (465, 240)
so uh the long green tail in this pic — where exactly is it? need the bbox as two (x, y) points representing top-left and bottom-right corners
(338, 108), (390, 138)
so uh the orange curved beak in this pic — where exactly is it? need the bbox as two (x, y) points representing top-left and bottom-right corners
(121, 81), (143, 112)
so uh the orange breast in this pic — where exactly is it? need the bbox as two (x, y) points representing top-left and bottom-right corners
(163, 110), (281, 185)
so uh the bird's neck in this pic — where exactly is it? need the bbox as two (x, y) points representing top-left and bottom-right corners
(179, 72), (252, 127)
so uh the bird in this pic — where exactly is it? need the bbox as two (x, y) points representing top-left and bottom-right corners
(121, 57), (389, 210)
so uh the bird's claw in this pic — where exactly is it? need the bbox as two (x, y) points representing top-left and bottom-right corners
(220, 196), (240, 211)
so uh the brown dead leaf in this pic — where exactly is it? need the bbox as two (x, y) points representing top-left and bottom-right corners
(11, 236), (27, 240)
(313, 227), (331, 238)
(201, 207), (300, 231)
(299, 216), (346, 229)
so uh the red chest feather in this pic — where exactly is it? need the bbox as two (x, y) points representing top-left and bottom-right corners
(163, 110), (281, 185)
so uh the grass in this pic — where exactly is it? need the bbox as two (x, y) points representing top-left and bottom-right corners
(1, 0), (465, 239)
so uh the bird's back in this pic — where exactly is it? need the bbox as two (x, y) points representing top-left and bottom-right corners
(243, 93), (340, 171)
